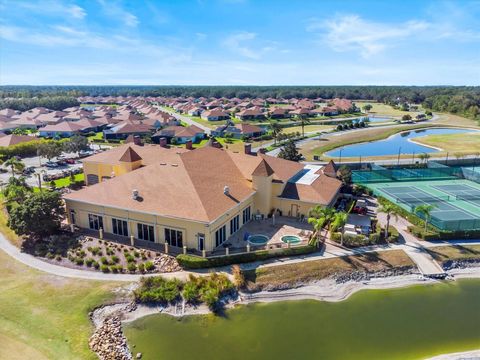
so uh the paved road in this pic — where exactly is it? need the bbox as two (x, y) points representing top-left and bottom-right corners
(157, 106), (212, 135)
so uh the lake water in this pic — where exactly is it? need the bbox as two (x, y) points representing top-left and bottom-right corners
(326, 128), (476, 158)
(124, 279), (480, 360)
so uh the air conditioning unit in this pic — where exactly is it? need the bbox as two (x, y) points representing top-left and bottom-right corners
(224, 185), (230, 196)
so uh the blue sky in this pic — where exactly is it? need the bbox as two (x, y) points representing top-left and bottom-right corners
(0, 0), (479, 85)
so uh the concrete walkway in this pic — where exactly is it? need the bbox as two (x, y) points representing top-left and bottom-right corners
(0, 232), (196, 282)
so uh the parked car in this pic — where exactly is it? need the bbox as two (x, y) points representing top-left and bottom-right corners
(78, 150), (94, 158)
(45, 161), (59, 168)
(66, 158), (76, 164)
(353, 199), (367, 214)
(22, 166), (35, 175)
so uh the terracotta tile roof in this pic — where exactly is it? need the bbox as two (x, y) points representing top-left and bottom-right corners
(41, 121), (84, 132)
(235, 123), (263, 134)
(119, 147), (143, 162)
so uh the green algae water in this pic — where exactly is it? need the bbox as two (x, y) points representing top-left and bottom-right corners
(124, 280), (480, 360)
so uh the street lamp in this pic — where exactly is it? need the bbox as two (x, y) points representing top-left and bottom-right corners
(397, 146), (402, 166)
(339, 148), (343, 164)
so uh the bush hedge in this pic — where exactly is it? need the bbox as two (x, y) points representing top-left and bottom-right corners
(176, 246), (317, 269)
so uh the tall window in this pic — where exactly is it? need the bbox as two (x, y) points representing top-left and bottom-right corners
(165, 228), (183, 247)
(112, 218), (128, 236)
(88, 214), (103, 230)
(215, 225), (226, 247)
(230, 215), (239, 235)
(70, 210), (76, 225)
(137, 223), (155, 242)
(242, 206), (251, 224)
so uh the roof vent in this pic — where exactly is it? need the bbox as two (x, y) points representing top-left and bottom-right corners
(223, 185), (230, 196)
(160, 162), (167, 166)
(171, 163), (178, 167)
(132, 189), (139, 200)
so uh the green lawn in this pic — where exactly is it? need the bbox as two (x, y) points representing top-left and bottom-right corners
(426, 245), (480, 264)
(0, 197), (121, 359)
(52, 173), (84, 188)
(87, 132), (104, 142)
(355, 101), (423, 117)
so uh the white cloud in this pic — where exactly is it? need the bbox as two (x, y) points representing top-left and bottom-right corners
(68, 4), (86, 19)
(97, 0), (139, 27)
(223, 32), (259, 59)
(196, 32), (207, 40)
(308, 15), (430, 58)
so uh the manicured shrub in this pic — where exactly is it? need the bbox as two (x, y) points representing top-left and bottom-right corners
(144, 261), (155, 271)
(75, 257), (84, 266)
(137, 263), (145, 273)
(176, 246), (317, 269)
(85, 258), (94, 267)
(46, 252), (54, 259)
(55, 255), (62, 261)
(100, 256), (109, 265)
(110, 266), (118, 273)
(133, 251), (140, 258)
(127, 263), (137, 273)
(93, 261), (100, 269)
(125, 255), (135, 263)
(111, 255), (119, 263)
(100, 264), (110, 273)
(115, 265), (123, 273)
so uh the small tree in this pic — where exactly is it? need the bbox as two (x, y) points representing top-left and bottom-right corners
(402, 114), (412, 121)
(338, 165), (352, 185)
(278, 139), (302, 162)
(296, 116), (311, 137)
(331, 211), (348, 246)
(38, 142), (63, 161)
(2, 176), (32, 207)
(378, 203), (399, 241)
(362, 104), (373, 112)
(63, 135), (89, 155)
(7, 190), (65, 239)
(3, 157), (25, 178)
(414, 204), (435, 234)
(269, 121), (283, 145)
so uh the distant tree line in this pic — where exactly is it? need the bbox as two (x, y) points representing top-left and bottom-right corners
(0, 85), (478, 121)
(0, 96), (79, 111)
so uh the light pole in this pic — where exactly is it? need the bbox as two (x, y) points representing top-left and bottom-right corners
(397, 146), (402, 166)
(339, 148), (343, 164)
(412, 151), (415, 165)
(36, 170), (46, 191)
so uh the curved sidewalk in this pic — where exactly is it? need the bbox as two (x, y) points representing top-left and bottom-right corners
(0, 232), (192, 282)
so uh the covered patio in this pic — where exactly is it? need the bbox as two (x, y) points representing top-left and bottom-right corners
(214, 216), (314, 254)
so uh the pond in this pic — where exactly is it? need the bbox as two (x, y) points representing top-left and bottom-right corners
(124, 279), (480, 360)
(326, 128), (476, 158)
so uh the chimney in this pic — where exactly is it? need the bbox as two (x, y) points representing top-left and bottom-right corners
(244, 143), (251, 155)
(159, 137), (168, 148)
(186, 140), (193, 150)
(132, 189), (139, 200)
(223, 185), (230, 196)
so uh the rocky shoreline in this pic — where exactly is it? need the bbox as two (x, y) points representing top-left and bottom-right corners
(89, 264), (480, 360)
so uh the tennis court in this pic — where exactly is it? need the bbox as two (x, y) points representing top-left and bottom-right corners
(433, 184), (480, 208)
(366, 179), (480, 231)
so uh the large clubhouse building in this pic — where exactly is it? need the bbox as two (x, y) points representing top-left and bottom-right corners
(64, 143), (342, 253)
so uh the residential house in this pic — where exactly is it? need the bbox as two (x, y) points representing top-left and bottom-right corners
(39, 121), (84, 137)
(152, 125), (205, 144)
(212, 123), (265, 139)
(200, 108), (230, 121)
(235, 107), (265, 121)
(103, 121), (154, 140)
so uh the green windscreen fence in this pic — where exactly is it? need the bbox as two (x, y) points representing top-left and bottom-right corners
(352, 162), (463, 184)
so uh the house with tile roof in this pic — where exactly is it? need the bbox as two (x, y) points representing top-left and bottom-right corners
(64, 144), (342, 253)
(152, 125), (205, 144)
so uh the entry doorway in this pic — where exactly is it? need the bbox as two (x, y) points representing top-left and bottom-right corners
(198, 234), (205, 251)
(290, 204), (299, 218)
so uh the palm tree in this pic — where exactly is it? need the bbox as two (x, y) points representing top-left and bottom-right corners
(4, 157), (25, 178)
(308, 206), (336, 242)
(269, 121), (283, 145)
(418, 152), (430, 165)
(377, 203), (399, 241)
(414, 204), (435, 233)
(296, 115), (311, 137)
(331, 211), (348, 246)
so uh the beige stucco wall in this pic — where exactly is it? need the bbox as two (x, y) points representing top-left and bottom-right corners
(83, 160), (142, 185)
(66, 195), (255, 252)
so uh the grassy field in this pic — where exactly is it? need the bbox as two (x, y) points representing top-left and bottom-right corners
(355, 101), (422, 117)
(0, 197), (121, 359)
(245, 250), (414, 291)
(414, 132), (480, 153)
(300, 123), (437, 161)
(434, 112), (480, 129)
(87, 131), (104, 141)
(282, 124), (333, 135)
(426, 245), (480, 265)
(0, 251), (120, 360)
